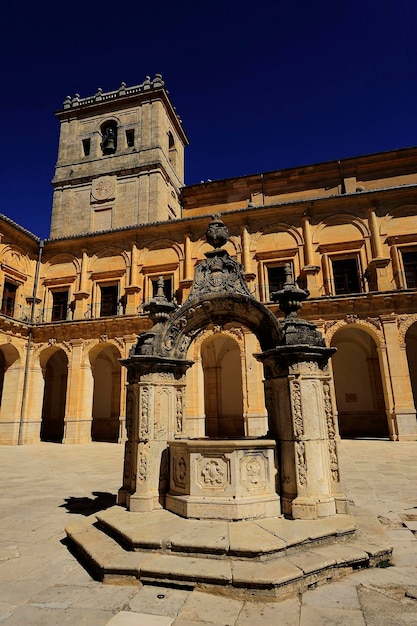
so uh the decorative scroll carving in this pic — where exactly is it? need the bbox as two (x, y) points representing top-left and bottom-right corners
(296, 441), (307, 485)
(324, 317), (385, 346)
(186, 216), (251, 301)
(139, 387), (150, 440)
(323, 382), (335, 439)
(397, 313), (417, 342)
(291, 380), (304, 439)
(175, 387), (184, 433)
(137, 455), (147, 482)
(328, 439), (339, 483)
(323, 381), (340, 481)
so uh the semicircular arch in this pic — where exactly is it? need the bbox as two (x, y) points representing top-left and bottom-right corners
(314, 214), (369, 243)
(0, 343), (21, 367)
(325, 317), (385, 348)
(159, 293), (280, 360)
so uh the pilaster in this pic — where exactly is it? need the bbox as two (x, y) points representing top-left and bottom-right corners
(381, 315), (417, 440)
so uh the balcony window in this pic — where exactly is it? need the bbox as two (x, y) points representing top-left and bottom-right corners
(51, 290), (69, 321)
(266, 265), (287, 300)
(332, 257), (361, 295)
(1, 281), (17, 317)
(403, 250), (417, 289)
(100, 284), (118, 317)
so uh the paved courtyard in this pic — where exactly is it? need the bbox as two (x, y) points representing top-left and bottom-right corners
(1, 439), (417, 625)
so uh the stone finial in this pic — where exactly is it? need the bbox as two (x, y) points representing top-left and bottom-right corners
(143, 76), (151, 90)
(72, 93), (80, 107)
(271, 263), (309, 319)
(95, 87), (103, 101)
(206, 214), (229, 249)
(63, 95), (72, 109)
(142, 276), (176, 323)
(152, 73), (164, 88)
(118, 82), (126, 95)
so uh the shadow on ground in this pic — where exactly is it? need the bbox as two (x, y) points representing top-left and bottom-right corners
(60, 491), (117, 515)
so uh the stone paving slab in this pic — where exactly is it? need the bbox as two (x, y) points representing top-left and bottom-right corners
(106, 613), (174, 626)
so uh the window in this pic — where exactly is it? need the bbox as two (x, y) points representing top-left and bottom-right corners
(267, 265), (287, 300)
(51, 290), (69, 321)
(82, 138), (91, 156)
(332, 257), (361, 294)
(151, 276), (173, 301)
(402, 250), (417, 288)
(100, 121), (117, 155)
(100, 285), (118, 317)
(168, 131), (177, 169)
(125, 129), (135, 147)
(1, 281), (17, 317)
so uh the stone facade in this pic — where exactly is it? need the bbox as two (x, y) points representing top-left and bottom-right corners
(0, 78), (416, 446)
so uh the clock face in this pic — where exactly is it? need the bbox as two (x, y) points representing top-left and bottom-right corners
(91, 176), (115, 201)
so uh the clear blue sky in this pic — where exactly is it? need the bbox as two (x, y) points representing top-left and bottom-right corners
(2, 0), (417, 238)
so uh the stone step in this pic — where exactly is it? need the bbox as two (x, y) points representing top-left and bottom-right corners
(65, 507), (393, 598)
(95, 506), (357, 558)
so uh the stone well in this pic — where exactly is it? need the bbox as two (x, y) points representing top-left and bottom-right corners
(165, 438), (280, 520)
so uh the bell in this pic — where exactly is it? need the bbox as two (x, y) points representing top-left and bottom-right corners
(102, 128), (116, 154)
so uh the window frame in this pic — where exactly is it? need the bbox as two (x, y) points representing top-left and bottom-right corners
(51, 288), (70, 322)
(1, 278), (19, 318)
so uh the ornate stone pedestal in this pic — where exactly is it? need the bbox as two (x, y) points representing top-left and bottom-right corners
(166, 438), (280, 520)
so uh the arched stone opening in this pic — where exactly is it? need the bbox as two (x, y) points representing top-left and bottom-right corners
(0, 344), (22, 443)
(201, 333), (244, 437)
(406, 322), (417, 412)
(40, 349), (68, 443)
(90, 344), (121, 442)
(331, 327), (388, 438)
(0, 345), (20, 406)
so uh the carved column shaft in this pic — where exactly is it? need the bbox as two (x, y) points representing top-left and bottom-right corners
(118, 356), (192, 512)
(260, 351), (348, 519)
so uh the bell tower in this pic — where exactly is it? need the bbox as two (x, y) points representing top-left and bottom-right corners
(50, 75), (188, 238)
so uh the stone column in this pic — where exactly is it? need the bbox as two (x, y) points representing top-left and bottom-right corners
(257, 263), (348, 519)
(259, 349), (346, 519)
(125, 243), (141, 315)
(63, 339), (93, 443)
(0, 362), (25, 444)
(302, 216), (321, 297)
(21, 357), (44, 443)
(118, 356), (192, 512)
(380, 315), (417, 440)
(73, 250), (90, 320)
